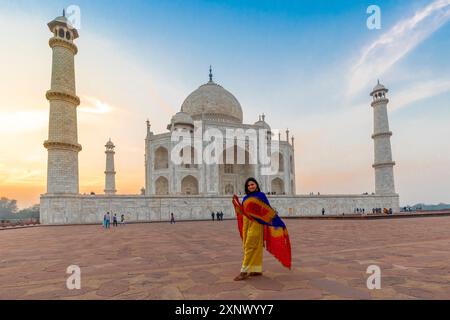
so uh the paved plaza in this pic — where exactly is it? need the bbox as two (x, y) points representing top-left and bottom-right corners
(1, 216), (449, 300)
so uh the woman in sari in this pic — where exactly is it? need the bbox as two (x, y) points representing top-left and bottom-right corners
(233, 178), (291, 281)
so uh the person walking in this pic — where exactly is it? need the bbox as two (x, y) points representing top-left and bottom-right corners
(105, 212), (111, 229)
(103, 213), (107, 228)
(211, 211), (215, 221)
(170, 212), (175, 224)
(322, 208), (325, 216)
(120, 214), (125, 225)
(113, 214), (118, 227)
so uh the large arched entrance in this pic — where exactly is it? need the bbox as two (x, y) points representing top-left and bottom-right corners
(219, 145), (256, 195)
(181, 175), (199, 195)
(271, 177), (284, 195)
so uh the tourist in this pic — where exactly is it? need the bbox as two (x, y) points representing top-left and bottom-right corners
(322, 208), (325, 216)
(105, 212), (111, 229)
(170, 212), (175, 224)
(216, 212), (220, 221)
(211, 211), (215, 221)
(113, 214), (118, 227)
(232, 177), (291, 281)
(220, 211), (224, 221)
(120, 214), (125, 225)
(103, 213), (107, 228)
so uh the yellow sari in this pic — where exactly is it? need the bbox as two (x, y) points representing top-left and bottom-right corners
(233, 193), (292, 271)
(241, 215), (264, 273)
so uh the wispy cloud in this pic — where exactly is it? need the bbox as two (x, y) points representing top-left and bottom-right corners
(79, 95), (114, 114)
(391, 78), (450, 111)
(347, 0), (450, 97)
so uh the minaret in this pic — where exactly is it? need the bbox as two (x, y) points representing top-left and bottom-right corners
(144, 119), (153, 195)
(370, 80), (396, 194)
(44, 11), (82, 194)
(104, 139), (117, 195)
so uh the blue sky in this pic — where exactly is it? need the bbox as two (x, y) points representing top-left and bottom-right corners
(1, 0), (450, 207)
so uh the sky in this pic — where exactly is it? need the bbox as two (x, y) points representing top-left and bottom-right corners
(0, 0), (449, 208)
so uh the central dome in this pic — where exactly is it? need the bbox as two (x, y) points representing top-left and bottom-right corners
(181, 79), (243, 124)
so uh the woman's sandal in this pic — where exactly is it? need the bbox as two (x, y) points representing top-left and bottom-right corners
(234, 272), (250, 281)
(249, 272), (263, 277)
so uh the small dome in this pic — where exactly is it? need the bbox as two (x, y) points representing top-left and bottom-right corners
(373, 83), (385, 91)
(53, 15), (69, 24)
(105, 139), (115, 149)
(254, 120), (271, 131)
(181, 81), (243, 124)
(171, 111), (194, 126)
(371, 80), (388, 96)
(48, 12), (79, 39)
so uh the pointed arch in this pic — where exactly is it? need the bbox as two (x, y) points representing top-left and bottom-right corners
(155, 176), (169, 195)
(271, 177), (284, 195)
(181, 175), (199, 195)
(154, 146), (169, 170)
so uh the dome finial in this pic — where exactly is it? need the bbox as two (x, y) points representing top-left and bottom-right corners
(63, 8), (66, 17)
(209, 65), (213, 82)
(262, 113), (265, 122)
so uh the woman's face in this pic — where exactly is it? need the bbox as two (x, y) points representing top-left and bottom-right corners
(247, 181), (257, 193)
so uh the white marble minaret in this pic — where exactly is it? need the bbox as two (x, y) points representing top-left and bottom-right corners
(44, 11), (82, 194)
(144, 119), (153, 195)
(104, 139), (117, 195)
(370, 81), (396, 195)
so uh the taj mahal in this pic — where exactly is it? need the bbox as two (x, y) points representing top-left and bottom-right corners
(40, 12), (399, 225)
(143, 66), (295, 198)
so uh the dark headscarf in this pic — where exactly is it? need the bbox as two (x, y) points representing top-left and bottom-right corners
(244, 177), (261, 195)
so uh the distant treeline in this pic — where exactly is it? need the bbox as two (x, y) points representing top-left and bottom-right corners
(0, 197), (39, 220)
(411, 203), (450, 211)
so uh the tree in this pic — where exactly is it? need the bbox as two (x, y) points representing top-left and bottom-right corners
(0, 197), (18, 215)
(17, 204), (40, 219)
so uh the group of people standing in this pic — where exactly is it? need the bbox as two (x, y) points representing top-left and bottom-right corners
(103, 212), (125, 228)
(374, 208), (393, 215)
(211, 211), (224, 221)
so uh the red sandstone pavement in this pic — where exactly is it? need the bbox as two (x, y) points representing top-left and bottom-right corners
(1, 217), (449, 300)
